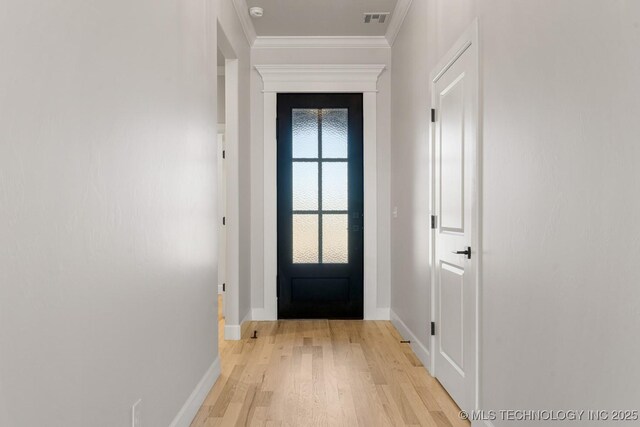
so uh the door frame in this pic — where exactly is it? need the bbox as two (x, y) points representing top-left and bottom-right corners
(429, 19), (482, 412)
(217, 130), (226, 298)
(254, 64), (386, 320)
(217, 22), (242, 340)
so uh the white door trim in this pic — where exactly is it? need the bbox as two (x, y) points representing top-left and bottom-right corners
(217, 131), (226, 299)
(254, 64), (386, 320)
(429, 19), (482, 413)
(217, 22), (241, 340)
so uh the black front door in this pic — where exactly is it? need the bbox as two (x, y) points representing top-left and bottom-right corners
(277, 93), (364, 319)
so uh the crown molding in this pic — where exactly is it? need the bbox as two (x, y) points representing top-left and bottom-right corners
(253, 36), (390, 49)
(231, 0), (257, 46)
(254, 64), (386, 93)
(385, 0), (413, 46)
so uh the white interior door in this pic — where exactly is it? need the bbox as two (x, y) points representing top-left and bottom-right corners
(433, 35), (478, 413)
(217, 132), (227, 307)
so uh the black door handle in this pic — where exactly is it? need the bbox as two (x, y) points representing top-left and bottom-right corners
(452, 247), (471, 259)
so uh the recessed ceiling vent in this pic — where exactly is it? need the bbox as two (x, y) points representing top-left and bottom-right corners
(364, 12), (390, 24)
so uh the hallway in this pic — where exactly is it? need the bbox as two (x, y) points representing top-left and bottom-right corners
(2, 1), (640, 426)
(191, 301), (468, 426)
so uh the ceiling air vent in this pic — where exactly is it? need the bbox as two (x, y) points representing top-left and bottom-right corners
(364, 12), (390, 24)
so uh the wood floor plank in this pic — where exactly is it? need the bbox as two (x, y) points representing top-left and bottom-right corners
(191, 297), (469, 427)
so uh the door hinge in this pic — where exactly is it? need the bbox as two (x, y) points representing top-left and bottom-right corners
(431, 215), (437, 229)
(431, 108), (436, 123)
(222, 283), (226, 292)
(431, 322), (436, 336)
(222, 216), (226, 226)
(222, 150), (226, 159)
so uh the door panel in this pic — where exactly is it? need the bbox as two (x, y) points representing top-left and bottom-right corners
(439, 76), (465, 233)
(433, 40), (478, 414)
(277, 93), (364, 319)
(439, 261), (465, 374)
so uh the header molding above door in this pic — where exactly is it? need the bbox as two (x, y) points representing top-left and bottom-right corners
(255, 64), (386, 93)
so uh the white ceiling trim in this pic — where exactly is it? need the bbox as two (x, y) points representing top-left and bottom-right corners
(231, 0), (257, 45)
(253, 36), (390, 49)
(255, 64), (386, 93)
(385, 0), (413, 46)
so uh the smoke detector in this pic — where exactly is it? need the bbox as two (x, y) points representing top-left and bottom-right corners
(364, 12), (390, 24)
(249, 7), (264, 18)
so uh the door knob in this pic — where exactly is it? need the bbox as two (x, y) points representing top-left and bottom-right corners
(452, 247), (471, 259)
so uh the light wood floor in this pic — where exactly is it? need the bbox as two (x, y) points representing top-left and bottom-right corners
(190, 296), (469, 427)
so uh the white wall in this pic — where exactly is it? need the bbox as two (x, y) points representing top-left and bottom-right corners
(217, 0), (253, 326)
(391, 0), (640, 421)
(0, 0), (219, 426)
(249, 47), (392, 317)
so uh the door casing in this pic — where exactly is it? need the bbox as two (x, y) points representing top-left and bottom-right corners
(254, 64), (387, 321)
(217, 23), (244, 340)
(217, 131), (227, 303)
(429, 19), (482, 413)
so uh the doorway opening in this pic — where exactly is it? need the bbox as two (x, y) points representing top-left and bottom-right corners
(277, 93), (364, 319)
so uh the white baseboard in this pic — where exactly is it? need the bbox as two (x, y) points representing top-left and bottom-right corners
(251, 308), (275, 321)
(169, 357), (220, 427)
(481, 421), (496, 427)
(217, 284), (223, 295)
(390, 310), (431, 373)
(365, 307), (391, 320)
(224, 309), (252, 341)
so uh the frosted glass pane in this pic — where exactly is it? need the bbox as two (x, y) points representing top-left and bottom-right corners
(322, 162), (348, 211)
(293, 215), (319, 263)
(322, 215), (348, 263)
(292, 109), (318, 158)
(293, 162), (318, 210)
(321, 109), (348, 158)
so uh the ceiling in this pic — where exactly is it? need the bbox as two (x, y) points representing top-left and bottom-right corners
(245, 0), (399, 37)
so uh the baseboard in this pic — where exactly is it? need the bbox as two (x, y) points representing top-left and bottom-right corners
(251, 308), (275, 321)
(224, 309), (252, 341)
(390, 310), (431, 373)
(481, 421), (496, 427)
(169, 357), (220, 427)
(217, 284), (223, 295)
(365, 307), (391, 320)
